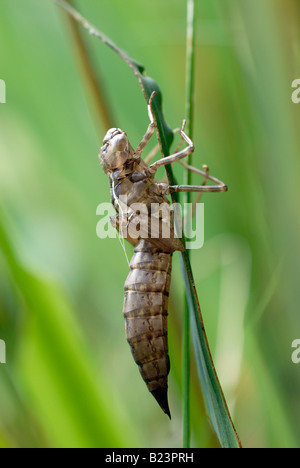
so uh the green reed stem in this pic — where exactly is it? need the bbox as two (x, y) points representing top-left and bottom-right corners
(182, 0), (196, 449)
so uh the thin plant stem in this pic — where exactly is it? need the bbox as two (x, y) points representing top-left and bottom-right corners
(182, 0), (196, 449)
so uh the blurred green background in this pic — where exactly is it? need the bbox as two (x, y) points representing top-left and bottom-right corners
(1, 0), (300, 448)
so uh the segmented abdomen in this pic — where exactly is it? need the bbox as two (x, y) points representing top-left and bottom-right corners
(123, 240), (172, 418)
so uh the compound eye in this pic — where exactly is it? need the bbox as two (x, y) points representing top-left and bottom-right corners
(111, 134), (128, 153)
(103, 128), (122, 144)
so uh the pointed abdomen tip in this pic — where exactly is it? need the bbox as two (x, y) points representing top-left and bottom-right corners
(151, 387), (171, 419)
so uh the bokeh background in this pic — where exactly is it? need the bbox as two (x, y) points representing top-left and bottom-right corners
(1, 0), (300, 448)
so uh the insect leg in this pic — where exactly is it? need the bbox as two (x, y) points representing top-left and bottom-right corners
(179, 161), (227, 192)
(149, 122), (194, 172)
(144, 127), (182, 165)
(180, 162), (211, 210)
(167, 179), (227, 194)
(134, 92), (157, 158)
(172, 125), (185, 154)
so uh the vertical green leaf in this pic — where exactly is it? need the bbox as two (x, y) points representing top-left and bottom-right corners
(0, 209), (133, 448)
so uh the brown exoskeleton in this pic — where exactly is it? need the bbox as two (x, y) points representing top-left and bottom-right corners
(99, 92), (227, 418)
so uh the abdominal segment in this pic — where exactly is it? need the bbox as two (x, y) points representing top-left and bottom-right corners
(123, 240), (172, 418)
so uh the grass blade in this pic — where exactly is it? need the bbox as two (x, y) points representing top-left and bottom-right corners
(0, 208), (133, 448)
(180, 252), (241, 448)
(61, 0), (114, 130)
